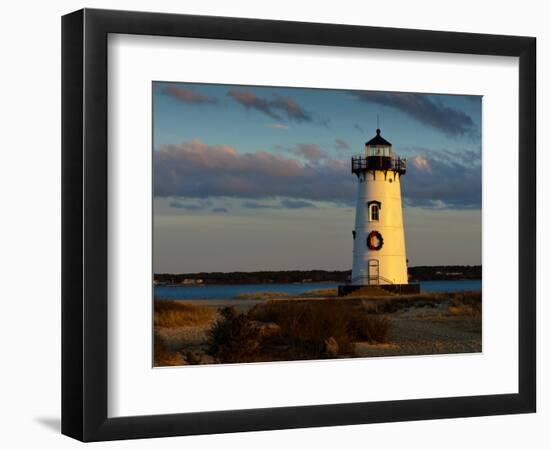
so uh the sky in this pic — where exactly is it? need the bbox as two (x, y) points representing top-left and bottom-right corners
(153, 82), (482, 273)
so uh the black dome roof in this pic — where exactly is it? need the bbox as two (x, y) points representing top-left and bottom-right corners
(365, 129), (391, 146)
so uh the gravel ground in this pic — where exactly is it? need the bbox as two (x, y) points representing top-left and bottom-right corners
(355, 315), (481, 357)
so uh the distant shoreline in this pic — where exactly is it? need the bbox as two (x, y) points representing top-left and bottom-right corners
(159, 280), (343, 287)
(154, 266), (482, 286)
(157, 279), (482, 288)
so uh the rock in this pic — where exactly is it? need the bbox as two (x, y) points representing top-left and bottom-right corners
(184, 351), (218, 365)
(259, 322), (281, 337)
(250, 321), (281, 338)
(198, 354), (217, 365)
(324, 337), (339, 357)
(184, 351), (202, 365)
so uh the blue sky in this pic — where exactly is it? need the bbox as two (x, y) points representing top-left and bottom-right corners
(153, 82), (482, 273)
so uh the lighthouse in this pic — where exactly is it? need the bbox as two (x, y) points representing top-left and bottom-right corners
(340, 128), (419, 295)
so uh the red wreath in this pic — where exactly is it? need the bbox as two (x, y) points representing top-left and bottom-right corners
(367, 231), (384, 250)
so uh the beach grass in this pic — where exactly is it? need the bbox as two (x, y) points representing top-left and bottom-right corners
(446, 293), (482, 316)
(361, 291), (481, 314)
(154, 300), (216, 328)
(298, 288), (338, 297)
(233, 291), (291, 300)
(154, 331), (184, 366)
(251, 300), (392, 345)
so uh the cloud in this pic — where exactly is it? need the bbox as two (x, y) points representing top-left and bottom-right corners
(280, 199), (316, 209)
(400, 146), (481, 169)
(270, 94), (312, 122)
(351, 91), (477, 138)
(243, 201), (274, 209)
(335, 138), (349, 150)
(402, 150), (481, 209)
(227, 89), (311, 123)
(154, 139), (480, 210)
(227, 89), (278, 119)
(269, 123), (289, 130)
(291, 144), (328, 163)
(410, 155), (432, 172)
(169, 198), (228, 213)
(169, 201), (205, 210)
(244, 199), (316, 210)
(163, 86), (217, 105)
(154, 139), (353, 204)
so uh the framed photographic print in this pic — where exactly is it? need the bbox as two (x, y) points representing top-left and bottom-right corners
(61, 8), (536, 441)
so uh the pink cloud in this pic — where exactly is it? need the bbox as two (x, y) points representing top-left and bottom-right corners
(163, 87), (217, 105)
(291, 144), (328, 163)
(154, 140), (481, 209)
(154, 139), (352, 202)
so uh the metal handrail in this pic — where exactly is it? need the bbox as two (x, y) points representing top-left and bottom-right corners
(349, 275), (395, 286)
(378, 275), (395, 285)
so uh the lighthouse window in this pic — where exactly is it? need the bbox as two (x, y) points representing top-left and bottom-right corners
(370, 204), (380, 221)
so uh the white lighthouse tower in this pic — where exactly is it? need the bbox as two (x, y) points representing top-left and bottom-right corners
(343, 128), (418, 295)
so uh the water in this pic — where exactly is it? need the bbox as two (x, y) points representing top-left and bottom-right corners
(154, 279), (481, 300)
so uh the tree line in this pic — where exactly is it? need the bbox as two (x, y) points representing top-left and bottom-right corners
(154, 265), (481, 285)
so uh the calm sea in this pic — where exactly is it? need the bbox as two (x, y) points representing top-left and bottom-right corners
(154, 279), (481, 300)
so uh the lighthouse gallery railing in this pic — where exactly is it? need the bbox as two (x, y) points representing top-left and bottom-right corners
(351, 155), (407, 175)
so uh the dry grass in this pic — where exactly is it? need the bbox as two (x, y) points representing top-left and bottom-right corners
(362, 291), (481, 315)
(250, 301), (357, 357)
(447, 293), (482, 317)
(347, 314), (392, 343)
(234, 291), (291, 300)
(299, 288), (338, 297)
(153, 332), (184, 366)
(154, 300), (215, 328)
(242, 300), (392, 360)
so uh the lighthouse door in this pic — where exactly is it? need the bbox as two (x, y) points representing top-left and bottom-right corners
(368, 259), (379, 285)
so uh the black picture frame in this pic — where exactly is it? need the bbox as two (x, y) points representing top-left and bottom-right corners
(62, 8), (536, 442)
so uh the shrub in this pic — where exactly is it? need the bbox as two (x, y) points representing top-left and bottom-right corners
(206, 307), (262, 363)
(264, 301), (356, 357)
(250, 300), (391, 356)
(207, 300), (395, 363)
(247, 301), (283, 323)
